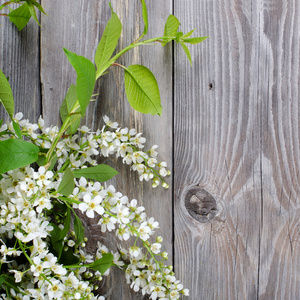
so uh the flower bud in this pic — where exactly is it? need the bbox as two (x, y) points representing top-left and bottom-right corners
(162, 182), (169, 189)
(182, 289), (190, 296)
(167, 265), (173, 271)
(162, 251), (168, 260)
(156, 236), (163, 243)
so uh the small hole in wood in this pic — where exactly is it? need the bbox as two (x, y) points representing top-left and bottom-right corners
(208, 80), (214, 90)
(185, 187), (217, 223)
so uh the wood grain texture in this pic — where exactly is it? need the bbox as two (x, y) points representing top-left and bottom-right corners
(3, 0), (299, 299)
(40, 1), (172, 299)
(0, 13), (41, 122)
(174, 0), (300, 299)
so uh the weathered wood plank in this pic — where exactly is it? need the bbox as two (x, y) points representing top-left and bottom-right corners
(259, 1), (300, 298)
(174, 0), (300, 299)
(0, 14), (41, 122)
(40, 1), (172, 299)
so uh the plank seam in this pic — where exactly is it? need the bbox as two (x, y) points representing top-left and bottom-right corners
(39, 2), (43, 118)
(171, 0), (175, 270)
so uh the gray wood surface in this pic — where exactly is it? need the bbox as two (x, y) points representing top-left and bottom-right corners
(174, 0), (300, 299)
(1, 0), (300, 299)
(0, 12), (41, 122)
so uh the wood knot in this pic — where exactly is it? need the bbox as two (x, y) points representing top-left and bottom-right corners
(185, 187), (217, 223)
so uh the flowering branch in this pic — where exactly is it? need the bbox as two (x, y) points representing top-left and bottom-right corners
(0, 1), (207, 299)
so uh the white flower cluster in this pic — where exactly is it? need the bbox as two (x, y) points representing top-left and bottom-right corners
(0, 167), (103, 300)
(70, 177), (188, 298)
(0, 114), (188, 299)
(0, 113), (170, 188)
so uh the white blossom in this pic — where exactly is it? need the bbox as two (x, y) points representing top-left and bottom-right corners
(0, 115), (186, 300)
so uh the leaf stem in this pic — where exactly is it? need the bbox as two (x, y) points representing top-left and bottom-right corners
(0, 1), (11, 11)
(96, 36), (172, 79)
(45, 115), (71, 165)
(111, 62), (124, 68)
(17, 239), (33, 265)
(103, 210), (166, 275)
(17, 241), (52, 285)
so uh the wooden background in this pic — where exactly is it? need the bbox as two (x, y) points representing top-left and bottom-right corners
(1, 0), (300, 299)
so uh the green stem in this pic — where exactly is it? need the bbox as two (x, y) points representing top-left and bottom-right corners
(17, 239), (34, 265)
(58, 158), (71, 173)
(129, 144), (167, 183)
(64, 263), (87, 269)
(45, 102), (81, 166)
(0, 1), (12, 11)
(127, 224), (157, 261)
(57, 196), (81, 205)
(17, 240), (56, 286)
(96, 36), (172, 79)
(45, 35), (173, 168)
(103, 210), (166, 275)
(45, 115), (71, 165)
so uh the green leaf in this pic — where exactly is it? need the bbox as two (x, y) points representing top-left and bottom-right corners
(180, 41), (192, 66)
(49, 155), (58, 170)
(38, 154), (57, 170)
(36, 148), (57, 169)
(182, 29), (195, 38)
(74, 212), (85, 245)
(164, 15), (180, 36)
(57, 168), (75, 197)
(140, 0), (148, 38)
(0, 139), (39, 174)
(88, 253), (114, 274)
(73, 164), (118, 182)
(60, 84), (81, 134)
(124, 65), (162, 115)
(50, 223), (64, 258)
(162, 15), (180, 46)
(0, 68), (14, 119)
(183, 36), (209, 44)
(26, 2), (39, 25)
(63, 48), (96, 117)
(0, 119), (3, 127)
(94, 5), (122, 71)
(0, 275), (5, 286)
(12, 121), (21, 139)
(31, 0), (46, 14)
(8, 3), (31, 31)
(58, 206), (71, 240)
(176, 31), (183, 43)
(59, 248), (80, 265)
